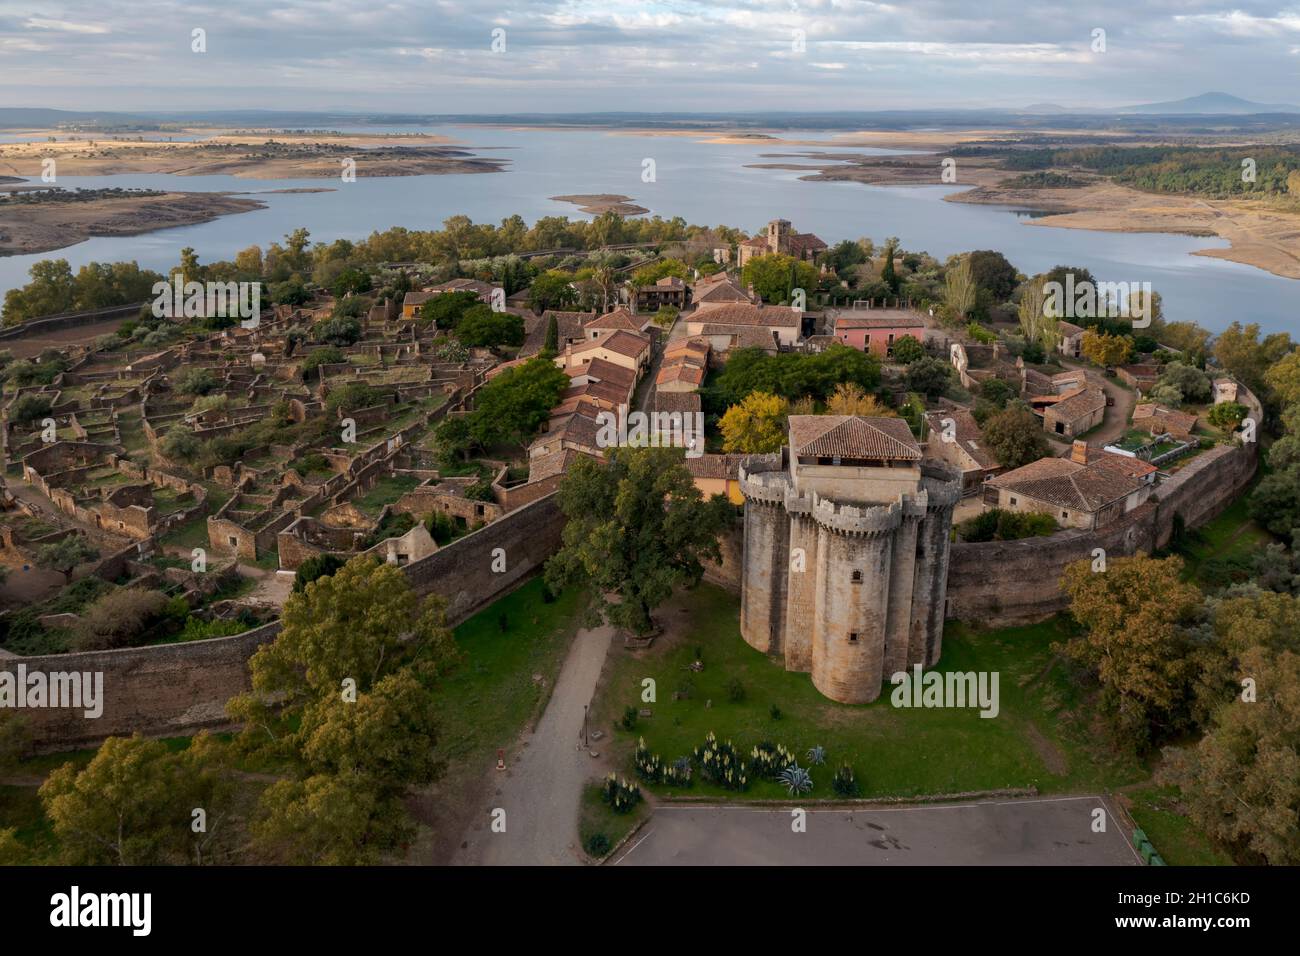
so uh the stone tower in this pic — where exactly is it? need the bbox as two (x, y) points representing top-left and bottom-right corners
(767, 218), (792, 254)
(738, 416), (960, 704)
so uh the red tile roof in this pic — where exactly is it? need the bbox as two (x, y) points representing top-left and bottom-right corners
(569, 329), (651, 360)
(789, 415), (921, 461)
(691, 302), (800, 328)
(987, 452), (1147, 512)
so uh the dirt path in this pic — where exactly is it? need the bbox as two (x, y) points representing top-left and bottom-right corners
(452, 623), (615, 866)
(1060, 359), (1135, 448)
(234, 562), (293, 607)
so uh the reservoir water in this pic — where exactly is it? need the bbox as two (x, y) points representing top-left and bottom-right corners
(1, 125), (1295, 334)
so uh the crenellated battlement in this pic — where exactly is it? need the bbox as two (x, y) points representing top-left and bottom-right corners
(738, 452), (790, 505)
(920, 460), (962, 510)
(809, 489), (906, 536)
(739, 440), (961, 704)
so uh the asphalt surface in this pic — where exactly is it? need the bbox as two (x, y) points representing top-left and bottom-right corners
(613, 795), (1142, 866)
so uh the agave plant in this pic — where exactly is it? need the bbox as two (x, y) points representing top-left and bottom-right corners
(806, 745), (826, 766)
(832, 763), (860, 798)
(779, 763), (813, 796)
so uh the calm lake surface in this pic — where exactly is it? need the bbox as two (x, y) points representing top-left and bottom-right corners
(2, 125), (1296, 334)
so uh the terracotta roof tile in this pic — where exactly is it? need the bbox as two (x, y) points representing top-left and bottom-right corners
(685, 453), (747, 480)
(789, 415), (921, 461)
(652, 391), (702, 415)
(584, 307), (641, 331)
(1048, 387), (1106, 421)
(691, 302), (800, 328)
(569, 329), (650, 359)
(923, 409), (998, 470)
(988, 452), (1147, 512)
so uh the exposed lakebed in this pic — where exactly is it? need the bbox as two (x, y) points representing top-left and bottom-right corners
(0, 125), (1295, 334)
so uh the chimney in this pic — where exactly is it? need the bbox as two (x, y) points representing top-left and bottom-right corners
(1071, 440), (1089, 465)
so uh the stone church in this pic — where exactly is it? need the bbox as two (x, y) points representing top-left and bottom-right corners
(738, 416), (960, 704)
(736, 218), (828, 269)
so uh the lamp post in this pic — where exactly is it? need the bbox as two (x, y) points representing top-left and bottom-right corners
(583, 704), (589, 749)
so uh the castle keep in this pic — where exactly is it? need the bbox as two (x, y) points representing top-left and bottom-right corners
(738, 416), (960, 704)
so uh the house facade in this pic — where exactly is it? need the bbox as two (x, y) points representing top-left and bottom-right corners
(1042, 386), (1106, 438)
(923, 408), (1004, 494)
(831, 309), (927, 358)
(983, 442), (1156, 531)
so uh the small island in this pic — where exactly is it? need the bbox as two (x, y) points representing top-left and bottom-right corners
(549, 193), (649, 216)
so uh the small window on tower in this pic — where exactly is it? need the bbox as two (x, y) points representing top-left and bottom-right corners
(848, 632), (859, 643)
(851, 570), (862, 583)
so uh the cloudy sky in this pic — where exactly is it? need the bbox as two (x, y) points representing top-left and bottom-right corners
(2, 1), (1299, 113)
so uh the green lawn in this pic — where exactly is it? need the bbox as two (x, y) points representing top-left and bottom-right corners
(353, 475), (422, 516)
(159, 515), (210, 551)
(590, 584), (1147, 801)
(1127, 785), (1234, 866)
(577, 780), (648, 860)
(1175, 490), (1273, 586)
(431, 577), (587, 775)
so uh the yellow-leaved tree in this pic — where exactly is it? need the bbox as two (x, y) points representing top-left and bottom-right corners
(1079, 328), (1133, 368)
(719, 391), (789, 453)
(826, 382), (896, 418)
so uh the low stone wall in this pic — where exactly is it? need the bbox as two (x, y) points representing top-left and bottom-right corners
(4, 493), (566, 751)
(3, 405), (1259, 751)
(0, 302), (144, 342)
(1, 622), (281, 751)
(946, 438), (1258, 623)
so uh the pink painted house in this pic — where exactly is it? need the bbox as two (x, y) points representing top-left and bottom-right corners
(832, 309), (927, 358)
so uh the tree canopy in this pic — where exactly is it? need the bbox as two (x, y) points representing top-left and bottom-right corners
(719, 391), (789, 454)
(708, 344), (880, 411)
(545, 448), (732, 636)
(742, 253), (818, 304)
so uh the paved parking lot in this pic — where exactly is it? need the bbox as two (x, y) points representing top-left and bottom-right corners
(613, 795), (1141, 866)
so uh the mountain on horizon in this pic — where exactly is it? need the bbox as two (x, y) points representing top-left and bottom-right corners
(1118, 92), (1300, 114)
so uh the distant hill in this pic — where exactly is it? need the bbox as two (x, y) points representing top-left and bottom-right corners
(1118, 92), (1300, 115)
(1013, 103), (1107, 115)
(0, 107), (155, 128)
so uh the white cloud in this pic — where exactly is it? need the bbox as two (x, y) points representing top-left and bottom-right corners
(1175, 10), (1300, 38)
(828, 40), (1091, 64)
(23, 18), (110, 34)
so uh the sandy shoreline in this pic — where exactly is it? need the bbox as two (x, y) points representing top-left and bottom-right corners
(0, 133), (504, 180)
(950, 179), (1300, 280)
(0, 191), (264, 256)
(739, 143), (1300, 281)
(0, 122), (1296, 279)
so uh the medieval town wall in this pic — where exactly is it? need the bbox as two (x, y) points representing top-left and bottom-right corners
(5, 494), (566, 751)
